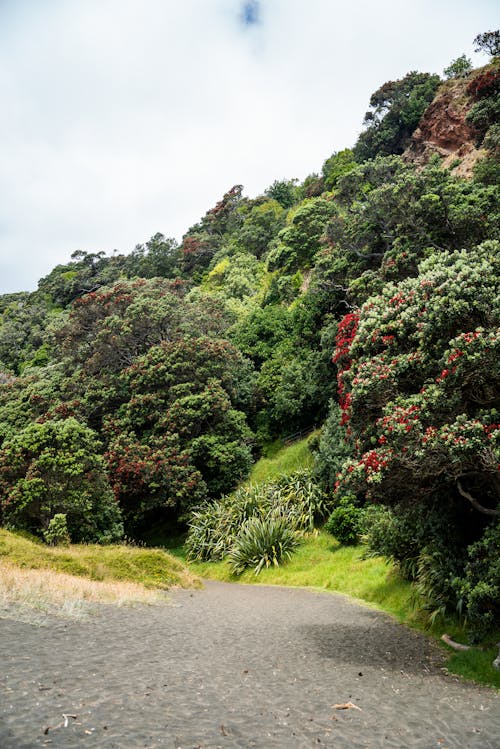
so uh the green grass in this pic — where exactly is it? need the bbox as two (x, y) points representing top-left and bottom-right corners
(447, 647), (500, 689)
(0, 529), (198, 589)
(247, 434), (315, 484)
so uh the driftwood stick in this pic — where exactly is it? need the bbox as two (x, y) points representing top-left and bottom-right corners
(441, 634), (471, 651)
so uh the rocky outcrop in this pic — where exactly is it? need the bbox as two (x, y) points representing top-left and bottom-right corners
(404, 77), (485, 177)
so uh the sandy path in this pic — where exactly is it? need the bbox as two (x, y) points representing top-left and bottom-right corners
(1, 580), (499, 748)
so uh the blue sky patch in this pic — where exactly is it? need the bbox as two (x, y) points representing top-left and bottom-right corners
(241, 1), (260, 27)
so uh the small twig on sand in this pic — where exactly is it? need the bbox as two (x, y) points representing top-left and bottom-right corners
(332, 702), (362, 711)
(43, 714), (77, 734)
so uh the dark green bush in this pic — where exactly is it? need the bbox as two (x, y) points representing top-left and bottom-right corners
(414, 546), (464, 625)
(312, 402), (351, 493)
(0, 418), (123, 544)
(324, 495), (363, 545)
(455, 523), (500, 641)
(466, 95), (500, 141)
(362, 505), (420, 579)
(362, 502), (462, 583)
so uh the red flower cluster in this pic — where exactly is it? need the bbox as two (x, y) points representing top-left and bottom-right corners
(447, 349), (464, 364)
(377, 404), (420, 435)
(436, 366), (457, 383)
(332, 313), (360, 365)
(333, 313), (359, 427)
(360, 449), (390, 475)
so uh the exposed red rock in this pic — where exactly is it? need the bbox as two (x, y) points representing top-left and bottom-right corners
(404, 76), (485, 176)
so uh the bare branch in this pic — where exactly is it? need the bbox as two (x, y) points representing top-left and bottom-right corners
(457, 479), (499, 517)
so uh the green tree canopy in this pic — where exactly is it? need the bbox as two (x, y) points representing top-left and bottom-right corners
(0, 418), (123, 543)
(353, 72), (441, 161)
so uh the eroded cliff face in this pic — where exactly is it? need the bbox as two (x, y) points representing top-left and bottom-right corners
(404, 75), (484, 177)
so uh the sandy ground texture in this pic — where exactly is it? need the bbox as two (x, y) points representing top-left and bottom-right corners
(1, 580), (499, 749)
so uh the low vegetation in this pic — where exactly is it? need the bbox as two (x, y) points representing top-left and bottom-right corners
(0, 528), (198, 620)
(185, 469), (323, 567)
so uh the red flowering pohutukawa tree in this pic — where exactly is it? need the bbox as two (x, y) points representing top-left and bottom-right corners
(330, 242), (499, 635)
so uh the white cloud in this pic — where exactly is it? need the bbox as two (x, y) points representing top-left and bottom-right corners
(0, 0), (497, 292)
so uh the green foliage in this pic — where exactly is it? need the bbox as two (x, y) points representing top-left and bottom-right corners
(105, 336), (254, 525)
(267, 197), (336, 272)
(296, 173), (325, 199)
(363, 507), (499, 636)
(465, 65), (500, 144)
(231, 304), (292, 367)
(0, 418), (123, 543)
(185, 471), (324, 564)
(228, 513), (301, 575)
(204, 252), (263, 303)
(38, 250), (123, 307)
(473, 125), (500, 184)
(0, 292), (56, 375)
(312, 402), (351, 492)
(353, 72), (441, 161)
(235, 199), (285, 258)
(466, 95), (500, 140)
(123, 233), (181, 279)
(443, 55), (473, 80)
(324, 158), (500, 306)
(54, 277), (229, 376)
(43, 513), (70, 546)
(265, 179), (298, 209)
(324, 495), (364, 545)
(456, 522), (500, 640)
(322, 149), (357, 191)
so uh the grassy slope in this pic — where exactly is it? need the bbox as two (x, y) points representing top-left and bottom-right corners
(0, 529), (198, 590)
(245, 435), (315, 484)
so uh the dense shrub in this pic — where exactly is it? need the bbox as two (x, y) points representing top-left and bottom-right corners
(312, 402), (351, 492)
(228, 513), (301, 575)
(362, 502), (466, 621)
(43, 513), (70, 546)
(186, 471), (323, 567)
(456, 523), (500, 641)
(0, 418), (123, 543)
(324, 495), (364, 545)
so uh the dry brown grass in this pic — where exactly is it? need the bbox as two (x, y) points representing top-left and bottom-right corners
(0, 561), (166, 624)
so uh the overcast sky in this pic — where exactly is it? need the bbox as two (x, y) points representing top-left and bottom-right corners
(0, 0), (497, 293)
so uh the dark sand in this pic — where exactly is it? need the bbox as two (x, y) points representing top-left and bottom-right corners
(1, 580), (499, 748)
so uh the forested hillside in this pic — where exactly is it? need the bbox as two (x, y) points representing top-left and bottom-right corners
(1, 40), (499, 637)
